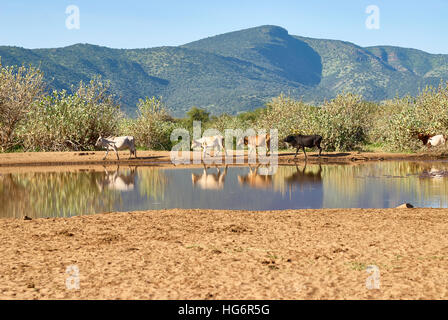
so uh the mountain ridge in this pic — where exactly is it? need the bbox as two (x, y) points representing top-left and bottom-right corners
(1, 25), (447, 116)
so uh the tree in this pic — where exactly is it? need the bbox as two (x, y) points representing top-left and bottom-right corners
(186, 106), (210, 124)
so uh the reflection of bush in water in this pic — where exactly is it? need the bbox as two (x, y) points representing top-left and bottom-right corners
(0, 171), (116, 218)
(322, 162), (448, 207)
(0, 174), (29, 218)
(137, 168), (167, 201)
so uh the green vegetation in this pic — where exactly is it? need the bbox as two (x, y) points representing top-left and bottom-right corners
(121, 97), (176, 151)
(2, 45), (448, 154)
(186, 106), (210, 124)
(1, 25), (447, 117)
(20, 77), (121, 151)
(0, 62), (44, 152)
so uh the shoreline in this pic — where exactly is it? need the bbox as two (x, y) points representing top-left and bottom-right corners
(0, 150), (446, 168)
(1, 208), (447, 299)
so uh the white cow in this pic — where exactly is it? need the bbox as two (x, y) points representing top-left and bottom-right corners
(95, 136), (137, 160)
(97, 167), (136, 192)
(191, 135), (227, 158)
(427, 135), (446, 147)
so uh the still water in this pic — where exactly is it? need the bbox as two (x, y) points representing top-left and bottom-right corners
(2, 161), (448, 218)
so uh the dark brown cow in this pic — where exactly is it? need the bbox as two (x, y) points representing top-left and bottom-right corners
(417, 133), (434, 146)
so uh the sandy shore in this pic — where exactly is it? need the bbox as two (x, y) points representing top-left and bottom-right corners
(0, 150), (442, 168)
(1, 208), (447, 300)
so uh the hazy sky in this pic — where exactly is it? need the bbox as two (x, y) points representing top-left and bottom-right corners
(1, 0), (447, 53)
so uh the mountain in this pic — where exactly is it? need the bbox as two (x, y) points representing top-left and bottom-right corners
(1, 25), (447, 116)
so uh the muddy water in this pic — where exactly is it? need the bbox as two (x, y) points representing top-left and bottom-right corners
(2, 161), (448, 218)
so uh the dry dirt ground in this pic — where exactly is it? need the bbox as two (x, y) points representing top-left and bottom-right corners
(1, 208), (447, 300)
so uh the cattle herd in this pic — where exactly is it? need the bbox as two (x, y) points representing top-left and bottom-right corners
(95, 131), (446, 161)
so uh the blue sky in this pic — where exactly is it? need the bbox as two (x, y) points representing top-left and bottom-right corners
(1, 0), (447, 53)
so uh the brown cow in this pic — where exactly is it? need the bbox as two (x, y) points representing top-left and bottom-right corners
(237, 134), (271, 155)
(417, 133), (434, 146)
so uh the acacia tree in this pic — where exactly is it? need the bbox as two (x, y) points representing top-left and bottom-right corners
(0, 62), (44, 151)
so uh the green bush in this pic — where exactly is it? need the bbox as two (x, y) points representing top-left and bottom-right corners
(373, 83), (448, 152)
(255, 93), (371, 151)
(256, 94), (318, 140)
(20, 77), (121, 151)
(124, 97), (176, 150)
(316, 93), (372, 151)
(0, 62), (44, 151)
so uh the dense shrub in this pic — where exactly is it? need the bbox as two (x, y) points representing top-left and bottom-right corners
(20, 78), (121, 151)
(0, 63), (44, 151)
(256, 94), (318, 140)
(123, 97), (176, 150)
(255, 93), (371, 151)
(316, 93), (372, 151)
(373, 83), (448, 152)
(207, 113), (251, 133)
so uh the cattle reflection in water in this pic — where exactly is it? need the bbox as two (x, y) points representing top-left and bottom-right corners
(419, 167), (448, 181)
(285, 164), (322, 185)
(191, 165), (228, 190)
(237, 165), (273, 189)
(97, 166), (137, 192)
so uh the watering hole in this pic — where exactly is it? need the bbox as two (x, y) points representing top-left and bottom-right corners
(2, 161), (448, 218)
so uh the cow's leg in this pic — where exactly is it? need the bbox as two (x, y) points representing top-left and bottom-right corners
(293, 147), (300, 160)
(265, 140), (270, 156)
(222, 144), (227, 157)
(113, 147), (119, 160)
(203, 143), (213, 157)
(318, 145), (322, 157)
(214, 144), (220, 157)
(302, 147), (307, 161)
(250, 145), (256, 156)
(103, 148), (109, 160)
